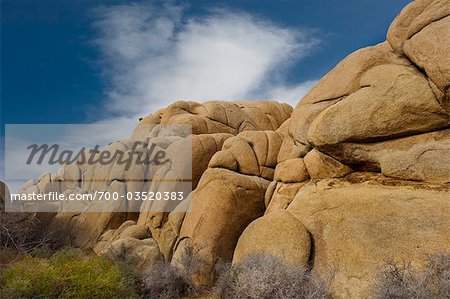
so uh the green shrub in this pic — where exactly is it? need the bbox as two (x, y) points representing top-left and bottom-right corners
(0, 249), (139, 298)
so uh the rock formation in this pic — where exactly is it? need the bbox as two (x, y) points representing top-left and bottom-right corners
(8, 1), (450, 298)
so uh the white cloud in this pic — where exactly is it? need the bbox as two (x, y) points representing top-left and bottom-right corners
(2, 2), (321, 193)
(92, 2), (319, 118)
(266, 80), (318, 108)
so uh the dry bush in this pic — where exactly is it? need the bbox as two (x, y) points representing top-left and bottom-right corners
(0, 212), (61, 253)
(141, 245), (206, 299)
(374, 252), (450, 299)
(0, 182), (61, 253)
(141, 260), (193, 299)
(142, 250), (331, 299)
(214, 253), (331, 299)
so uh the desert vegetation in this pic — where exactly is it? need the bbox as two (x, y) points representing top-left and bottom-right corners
(214, 253), (331, 299)
(0, 212), (57, 253)
(1, 203), (450, 299)
(374, 252), (450, 299)
(141, 252), (331, 299)
(0, 249), (139, 298)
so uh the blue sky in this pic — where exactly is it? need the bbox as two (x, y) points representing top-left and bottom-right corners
(1, 0), (411, 127)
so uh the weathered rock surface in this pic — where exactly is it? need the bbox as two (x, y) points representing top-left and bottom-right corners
(233, 209), (311, 267)
(307, 64), (448, 146)
(404, 16), (450, 101)
(387, 0), (449, 54)
(175, 168), (270, 284)
(321, 129), (450, 183)
(209, 131), (284, 180)
(30, 101), (290, 251)
(303, 149), (352, 179)
(171, 128), (288, 284)
(284, 42), (411, 151)
(265, 181), (306, 212)
(138, 101), (292, 135)
(148, 197), (191, 260)
(273, 158), (309, 183)
(287, 174), (450, 298)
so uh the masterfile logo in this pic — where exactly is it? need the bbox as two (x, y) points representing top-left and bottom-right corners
(4, 124), (192, 213)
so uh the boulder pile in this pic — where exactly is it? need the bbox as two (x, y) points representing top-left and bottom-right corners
(11, 1), (450, 297)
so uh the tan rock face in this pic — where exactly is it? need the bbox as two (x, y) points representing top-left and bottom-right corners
(307, 64), (448, 146)
(209, 131), (284, 180)
(137, 133), (231, 230)
(387, 0), (438, 52)
(233, 209), (311, 267)
(178, 168), (269, 266)
(303, 149), (352, 179)
(191, 134), (233, 187)
(138, 100), (292, 135)
(287, 174), (450, 299)
(273, 158), (309, 183)
(265, 181), (306, 213)
(285, 42), (410, 148)
(404, 16), (450, 101)
(387, 0), (449, 54)
(387, 0), (450, 102)
(149, 197), (191, 260)
(321, 129), (450, 183)
(172, 127), (287, 285)
(278, 1), (449, 187)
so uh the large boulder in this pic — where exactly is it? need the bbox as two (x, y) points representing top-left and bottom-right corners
(174, 129), (286, 284)
(209, 131), (284, 180)
(233, 209), (311, 267)
(283, 42), (411, 152)
(303, 149), (352, 179)
(287, 173), (450, 298)
(307, 64), (448, 146)
(403, 16), (450, 103)
(138, 101), (292, 135)
(321, 129), (450, 183)
(175, 168), (270, 285)
(386, 0), (449, 54)
(386, 0), (450, 101)
(101, 237), (162, 272)
(276, 0), (449, 191)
